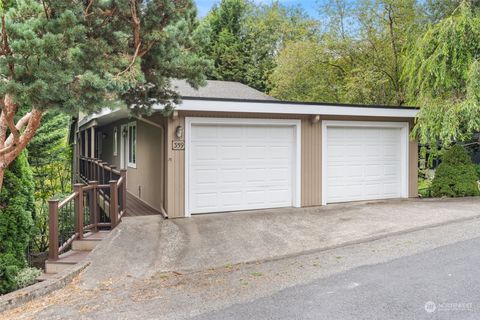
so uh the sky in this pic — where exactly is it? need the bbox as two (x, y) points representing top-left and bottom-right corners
(195, 0), (322, 18)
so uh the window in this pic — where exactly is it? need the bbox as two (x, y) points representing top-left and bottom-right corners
(128, 122), (136, 167)
(113, 127), (118, 156)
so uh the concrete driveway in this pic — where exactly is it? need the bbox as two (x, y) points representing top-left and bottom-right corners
(78, 197), (480, 289)
(4, 197), (480, 320)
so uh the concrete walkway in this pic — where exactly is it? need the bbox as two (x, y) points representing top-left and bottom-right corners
(78, 197), (480, 289)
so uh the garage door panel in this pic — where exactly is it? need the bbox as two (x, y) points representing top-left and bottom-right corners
(193, 125), (218, 139)
(326, 125), (404, 204)
(221, 168), (243, 184)
(189, 122), (297, 214)
(193, 168), (218, 185)
(221, 145), (243, 159)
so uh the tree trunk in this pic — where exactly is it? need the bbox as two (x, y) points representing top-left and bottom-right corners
(0, 94), (43, 193)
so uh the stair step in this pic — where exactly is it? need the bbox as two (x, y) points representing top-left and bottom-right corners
(45, 250), (89, 274)
(71, 230), (111, 251)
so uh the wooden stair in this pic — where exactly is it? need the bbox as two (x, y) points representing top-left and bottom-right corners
(44, 231), (110, 274)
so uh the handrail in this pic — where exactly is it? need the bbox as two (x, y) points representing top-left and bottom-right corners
(48, 157), (127, 261)
(58, 192), (78, 209)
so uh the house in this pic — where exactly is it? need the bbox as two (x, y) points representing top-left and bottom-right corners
(74, 80), (419, 218)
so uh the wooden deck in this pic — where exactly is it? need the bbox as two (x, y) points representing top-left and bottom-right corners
(125, 192), (162, 217)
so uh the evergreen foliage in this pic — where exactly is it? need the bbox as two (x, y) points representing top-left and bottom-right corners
(199, 0), (317, 91)
(431, 145), (480, 197)
(27, 111), (71, 253)
(1, 0), (211, 116)
(0, 152), (35, 294)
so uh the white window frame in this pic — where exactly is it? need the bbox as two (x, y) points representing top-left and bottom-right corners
(126, 121), (137, 168)
(321, 120), (410, 205)
(113, 127), (118, 156)
(185, 117), (302, 217)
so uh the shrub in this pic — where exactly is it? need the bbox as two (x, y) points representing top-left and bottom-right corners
(475, 164), (480, 181)
(418, 178), (432, 198)
(14, 267), (41, 290)
(0, 254), (20, 294)
(431, 145), (480, 197)
(0, 152), (35, 294)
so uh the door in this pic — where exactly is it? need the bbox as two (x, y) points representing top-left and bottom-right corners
(186, 118), (300, 215)
(323, 122), (408, 204)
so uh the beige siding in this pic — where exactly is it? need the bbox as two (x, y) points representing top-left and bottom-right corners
(301, 119), (322, 206)
(94, 116), (166, 213)
(165, 115), (185, 218)
(165, 111), (418, 218)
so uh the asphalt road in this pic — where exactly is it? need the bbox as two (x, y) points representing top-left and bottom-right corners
(194, 237), (480, 320)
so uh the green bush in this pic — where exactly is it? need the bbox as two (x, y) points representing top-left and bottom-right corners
(0, 152), (35, 294)
(13, 267), (41, 290)
(475, 164), (480, 180)
(418, 178), (432, 198)
(431, 145), (480, 198)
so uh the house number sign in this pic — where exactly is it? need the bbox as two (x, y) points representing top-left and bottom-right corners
(172, 140), (185, 150)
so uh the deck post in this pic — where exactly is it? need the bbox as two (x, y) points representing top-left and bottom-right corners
(90, 181), (99, 232)
(102, 162), (108, 184)
(110, 165), (116, 181)
(91, 159), (96, 181)
(48, 199), (59, 261)
(120, 169), (127, 216)
(109, 180), (118, 228)
(74, 183), (84, 240)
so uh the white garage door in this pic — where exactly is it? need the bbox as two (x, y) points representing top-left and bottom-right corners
(324, 123), (407, 204)
(187, 119), (299, 214)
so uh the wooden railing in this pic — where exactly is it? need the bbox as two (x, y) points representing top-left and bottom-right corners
(48, 158), (127, 261)
(79, 156), (121, 185)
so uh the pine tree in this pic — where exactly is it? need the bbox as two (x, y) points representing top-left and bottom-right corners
(0, 0), (210, 191)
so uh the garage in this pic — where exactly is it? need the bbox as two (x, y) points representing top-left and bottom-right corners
(185, 118), (301, 215)
(322, 121), (409, 204)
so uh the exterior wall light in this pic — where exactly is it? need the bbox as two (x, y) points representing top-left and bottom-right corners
(175, 125), (184, 139)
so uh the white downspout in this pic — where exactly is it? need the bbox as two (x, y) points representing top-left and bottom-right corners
(136, 116), (168, 218)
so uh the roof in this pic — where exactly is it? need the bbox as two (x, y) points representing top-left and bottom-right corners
(171, 79), (277, 101)
(78, 80), (419, 128)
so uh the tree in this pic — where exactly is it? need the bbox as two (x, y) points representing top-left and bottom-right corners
(199, 0), (247, 82)
(27, 111), (71, 253)
(0, 151), (35, 294)
(269, 41), (344, 102)
(424, 0), (480, 22)
(241, 2), (318, 92)
(269, 0), (422, 105)
(199, 0), (318, 91)
(403, 1), (480, 147)
(0, 0), (210, 192)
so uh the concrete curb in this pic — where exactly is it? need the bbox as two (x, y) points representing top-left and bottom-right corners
(175, 213), (480, 274)
(0, 260), (90, 313)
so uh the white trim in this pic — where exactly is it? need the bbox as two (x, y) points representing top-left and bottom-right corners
(321, 121), (409, 205)
(185, 117), (302, 217)
(160, 100), (418, 118)
(113, 127), (118, 157)
(120, 124), (127, 169)
(127, 121), (137, 169)
(80, 100), (417, 130)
